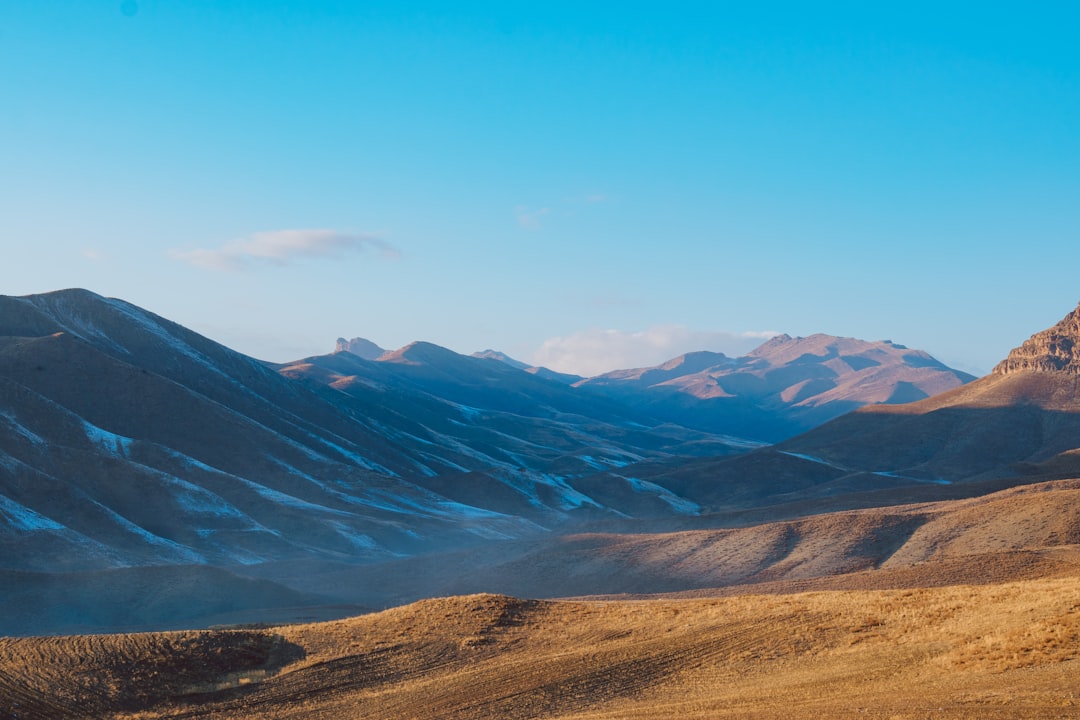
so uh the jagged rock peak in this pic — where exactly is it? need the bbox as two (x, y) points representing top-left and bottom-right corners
(993, 301), (1080, 376)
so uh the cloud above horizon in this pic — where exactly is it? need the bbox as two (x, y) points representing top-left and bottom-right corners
(171, 229), (398, 271)
(531, 325), (779, 377)
(515, 206), (550, 230)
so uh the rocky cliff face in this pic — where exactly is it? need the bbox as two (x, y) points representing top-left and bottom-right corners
(993, 302), (1080, 375)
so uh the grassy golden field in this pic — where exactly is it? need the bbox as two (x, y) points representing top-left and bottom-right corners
(3, 573), (1079, 719)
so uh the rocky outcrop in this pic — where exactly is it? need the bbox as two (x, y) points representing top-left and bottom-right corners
(993, 302), (1080, 375)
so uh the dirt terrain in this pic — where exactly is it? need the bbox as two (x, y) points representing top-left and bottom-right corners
(3, 566), (1080, 719)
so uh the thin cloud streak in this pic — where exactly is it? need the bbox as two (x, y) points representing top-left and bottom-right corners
(515, 206), (550, 230)
(532, 325), (780, 377)
(171, 229), (398, 271)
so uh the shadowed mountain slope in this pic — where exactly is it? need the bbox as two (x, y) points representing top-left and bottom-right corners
(0, 291), (565, 573)
(276, 344), (751, 517)
(0, 290), (749, 588)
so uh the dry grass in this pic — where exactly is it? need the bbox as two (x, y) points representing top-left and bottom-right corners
(3, 572), (1080, 719)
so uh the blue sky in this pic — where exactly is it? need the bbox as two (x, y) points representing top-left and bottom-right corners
(2, 1), (1078, 375)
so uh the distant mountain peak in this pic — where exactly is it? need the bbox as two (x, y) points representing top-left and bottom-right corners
(377, 340), (460, 365)
(335, 336), (385, 361)
(746, 333), (794, 355)
(471, 349), (530, 370)
(655, 350), (731, 375)
(993, 301), (1080, 376)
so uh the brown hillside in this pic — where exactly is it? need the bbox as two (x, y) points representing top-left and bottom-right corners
(4, 578), (1080, 719)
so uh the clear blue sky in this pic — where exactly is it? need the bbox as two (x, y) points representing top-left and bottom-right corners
(3, 1), (1078, 375)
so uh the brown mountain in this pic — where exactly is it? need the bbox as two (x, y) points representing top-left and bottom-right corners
(612, 301), (1080, 514)
(780, 301), (1080, 481)
(576, 334), (975, 442)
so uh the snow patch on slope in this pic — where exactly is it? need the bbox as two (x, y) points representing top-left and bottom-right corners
(102, 297), (230, 377)
(0, 411), (48, 447)
(160, 475), (251, 520)
(453, 402), (483, 422)
(306, 433), (397, 476)
(91, 501), (206, 564)
(33, 296), (130, 356)
(873, 470), (952, 485)
(779, 451), (951, 485)
(778, 451), (843, 467)
(328, 522), (378, 550)
(537, 473), (604, 511)
(622, 476), (701, 515)
(235, 478), (353, 516)
(82, 421), (133, 457)
(0, 494), (66, 531)
(580, 454), (633, 470)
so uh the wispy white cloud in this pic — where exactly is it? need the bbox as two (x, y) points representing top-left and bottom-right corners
(515, 192), (609, 229)
(170, 229), (398, 271)
(82, 248), (105, 262)
(531, 325), (780, 377)
(515, 205), (550, 230)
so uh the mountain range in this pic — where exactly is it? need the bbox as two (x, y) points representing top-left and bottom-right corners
(334, 330), (974, 443)
(3, 288), (1075, 634)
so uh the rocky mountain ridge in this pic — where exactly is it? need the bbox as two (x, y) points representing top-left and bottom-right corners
(993, 301), (1080, 376)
